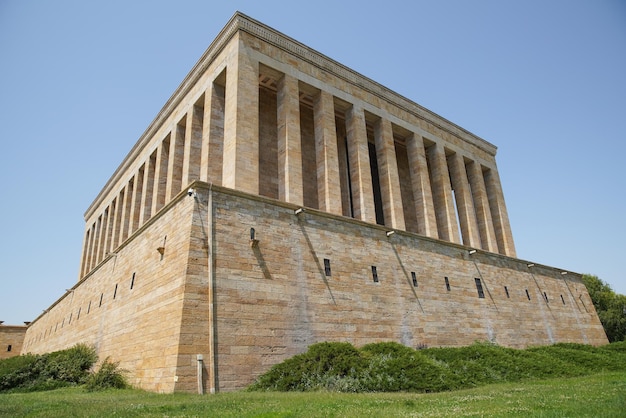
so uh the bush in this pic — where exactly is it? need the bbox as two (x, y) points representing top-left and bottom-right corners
(248, 342), (366, 391)
(248, 340), (626, 393)
(0, 354), (42, 392)
(85, 358), (128, 391)
(0, 344), (98, 393)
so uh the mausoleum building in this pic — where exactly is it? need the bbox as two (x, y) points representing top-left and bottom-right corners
(18, 12), (607, 393)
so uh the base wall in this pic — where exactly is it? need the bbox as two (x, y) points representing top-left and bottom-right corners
(210, 186), (608, 390)
(21, 183), (608, 393)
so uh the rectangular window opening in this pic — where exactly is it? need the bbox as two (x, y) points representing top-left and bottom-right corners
(525, 289), (531, 300)
(87, 301), (91, 314)
(77, 307), (81, 320)
(130, 272), (136, 289)
(445, 277), (451, 291)
(7, 345), (11, 352)
(504, 286), (510, 298)
(323, 259), (331, 276)
(99, 293), (104, 307)
(372, 266), (379, 283)
(411, 271), (418, 287)
(561, 294), (565, 305)
(475, 278), (485, 298)
(544, 292), (549, 303)
(68, 313), (72, 324)
(113, 283), (118, 299)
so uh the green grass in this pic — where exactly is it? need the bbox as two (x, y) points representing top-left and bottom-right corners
(1, 372), (624, 417)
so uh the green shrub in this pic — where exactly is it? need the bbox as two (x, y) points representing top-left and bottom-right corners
(85, 358), (128, 391)
(0, 354), (43, 392)
(43, 344), (98, 384)
(248, 342), (366, 391)
(0, 344), (98, 393)
(248, 340), (626, 393)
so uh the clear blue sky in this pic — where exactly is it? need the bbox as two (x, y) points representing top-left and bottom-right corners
(1, 1), (625, 325)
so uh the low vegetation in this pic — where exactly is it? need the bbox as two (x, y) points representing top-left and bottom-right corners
(0, 344), (127, 393)
(1, 372), (624, 417)
(248, 340), (626, 393)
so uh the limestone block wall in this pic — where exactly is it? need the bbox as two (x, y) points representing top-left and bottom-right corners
(19, 182), (607, 393)
(208, 184), (607, 391)
(22, 190), (208, 393)
(0, 325), (27, 360)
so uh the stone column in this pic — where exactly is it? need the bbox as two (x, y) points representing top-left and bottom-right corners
(313, 90), (342, 215)
(152, 138), (170, 214)
(86, 222), (96, 274)
(91, 215), (102, 270)
(222, 39), (259, 194)
(182, 104), (203, 187)
(140, 152), (156, 225)
(448, 153), (481, 247)
(104, 202), (116, 256)
(121, 178), (133, 243)
(374, 118), (405, 229)
(484, 167), (516, 257)
(79, 227), (92, 278)
(346, 105), (376, 224)
(129, 168), (144, 235)
(428, 143), (461, 244)
(277, 73), (304, 206)
(200, 83), (225, 185)
(98, 208), (110, 262)
(167, 122), (185, 200)
(406, 133), (438, 238)
(111, 189), (124, 250)
(466, 161), (498, 252)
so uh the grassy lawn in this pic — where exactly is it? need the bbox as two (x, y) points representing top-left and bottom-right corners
(1, 372), (624, 417)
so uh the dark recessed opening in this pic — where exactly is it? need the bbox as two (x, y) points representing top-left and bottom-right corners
(323, 259), (331, 276)
(475, 278), (485, 298)
(411, 271), (418, 287)
(372, 266), (379, 283)
(504, 286), (510, 298)
(445, 277), (451, 291)
(526, 289), (531, 300)
(130, 272), (136, 289)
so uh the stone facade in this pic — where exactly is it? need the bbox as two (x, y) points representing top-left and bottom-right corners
(19, 12), (607, 393)
(0, 324), (27, 360)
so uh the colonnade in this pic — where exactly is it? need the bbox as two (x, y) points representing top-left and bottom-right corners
(79, 43), (516, 279)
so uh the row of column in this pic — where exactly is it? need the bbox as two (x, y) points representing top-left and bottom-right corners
(80, 42), (516, 278)
(80, 94), (210, 277)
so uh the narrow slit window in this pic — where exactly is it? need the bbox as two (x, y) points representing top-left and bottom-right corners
(7, 345), (11, 352)
(99, 293), (104, 307)
(475, 278), (485, 298)
(77, 307), (81, 320)
(68, 313), (72, 324)
(87, 301), (91, 314)
(445, 277), (451, 291)
(113, 284), (118, 299)
(525, 289), (531, 300)
(372, 266), (379, 283)
(544, 292), (549, 303)
(323, 259), (331, 276)
(130, 272), (135, 289)
(504, 286), (510, 298)
(411, 271), (418, 287)
(561, 294), (565, 305)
